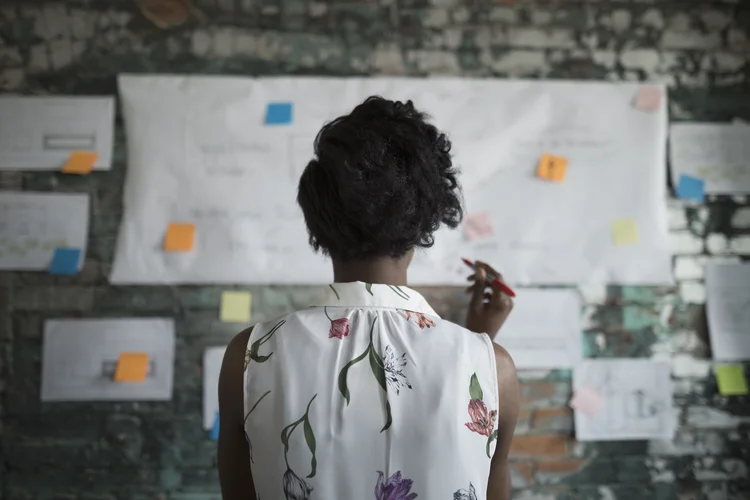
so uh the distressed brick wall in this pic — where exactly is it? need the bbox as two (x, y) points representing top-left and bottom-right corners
(1, 1), (749, 499)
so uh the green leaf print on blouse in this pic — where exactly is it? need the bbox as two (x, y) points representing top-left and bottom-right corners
(244, 390), (271, 463)
(337, 317), (411, 432)
(465, 373), (498, 458)
(280, 393), (318, 499)
(244, 319), (285, 369)
(388, 285), (409, 300)
(363, 282), (409, 300)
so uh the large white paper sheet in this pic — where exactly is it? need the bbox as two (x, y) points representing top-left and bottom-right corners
(203, 346), (226, 429)
(41, 318), (175, 402)
(573, 359), (674, 442)
(0, 191), (89, 271)
(111, 75), (671, 285)
(706, 263), (750, 362)
(670, 123), (750, 194)
(0, 96), (115, 170)
(493, 289), (582, 369)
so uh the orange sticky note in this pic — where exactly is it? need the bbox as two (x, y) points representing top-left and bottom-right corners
(164, 223), (195, 252)
(536, 154), (567, 182)
(114, 352), (149, 382)
(61, 151), (98, 174)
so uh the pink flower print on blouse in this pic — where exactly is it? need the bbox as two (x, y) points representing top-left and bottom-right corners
(324, 307), (350, 339)
(465, 373), (499, 458)
(374, 471), (418, 500)
(465, 399), (496, 437)
(404, 310), (435, 329)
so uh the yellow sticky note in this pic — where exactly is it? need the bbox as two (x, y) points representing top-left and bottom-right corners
(220, 291), (252, 323)
(715, 365), (749, 396)
(164, 223), (195, 252)
(61, 151), (98, 174)
(536, 153), (568, 182)
(114, 353), (149, 382)
(611, 219), (639, 245)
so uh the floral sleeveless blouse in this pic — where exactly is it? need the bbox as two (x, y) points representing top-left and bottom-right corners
(243, 282), (499, 499)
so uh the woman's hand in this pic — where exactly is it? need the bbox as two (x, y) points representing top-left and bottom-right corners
(466, 261), (514, 338)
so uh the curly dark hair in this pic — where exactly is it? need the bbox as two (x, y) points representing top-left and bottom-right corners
(297, 96), (463, 262)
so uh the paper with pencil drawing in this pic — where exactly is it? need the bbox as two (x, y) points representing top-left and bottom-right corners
(111, 75), (671, 285)
(706, 263), (750, 362)
(493, 289), (582, 369)
(573, 359), (674, 441)
(670, 123), (750, 194)
(0, 192), (89, 271)
(0, 96), (114, 170)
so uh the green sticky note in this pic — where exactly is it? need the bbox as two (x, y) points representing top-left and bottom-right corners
(220, 291), (252, 323)
(715, 365), (749, 396)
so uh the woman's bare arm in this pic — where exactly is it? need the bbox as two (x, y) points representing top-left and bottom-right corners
(487, 343), (520, 500)
(217, 328), (256, 499)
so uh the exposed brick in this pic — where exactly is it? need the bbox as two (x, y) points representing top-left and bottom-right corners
(531, 407), (574, 433)
(534, 459), (587, 484)
(509, 461), (534, 488)
(519, 381), (571, 407)
(510, 434), (571, 458)
(679, 282), (706, 304)
(673, 256), (704, 280)
(515, 408), (532, 434)
(670, 231), (704, 255)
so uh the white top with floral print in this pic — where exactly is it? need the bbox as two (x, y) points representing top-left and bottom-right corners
(243, 281), (499, 500)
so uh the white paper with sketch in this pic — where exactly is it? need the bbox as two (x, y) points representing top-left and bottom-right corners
(493, 289), (582, 369)
(706, 263), (750, 361)
(670, 123), (750, 194)
(203, 346), (226, 430)
(0, 96), (115, 170)
(0, 191), (89, 271)
(41, 318), (175, 402)
(111, 75), (671, 285)
(573, 359), (674, 441)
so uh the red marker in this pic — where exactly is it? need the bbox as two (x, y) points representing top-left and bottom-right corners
(462, 258), (516, 298)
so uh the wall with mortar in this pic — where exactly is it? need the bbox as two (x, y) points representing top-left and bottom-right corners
(1, 0), (749, 499)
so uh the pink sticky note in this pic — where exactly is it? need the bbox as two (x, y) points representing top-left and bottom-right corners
(570, 386), (604, 418)
(634, 86), (662, 112)
(463, 212), (493, 241)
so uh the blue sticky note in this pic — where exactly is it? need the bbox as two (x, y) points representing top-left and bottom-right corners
(210, 410), (220, 441)
(676, 174), (705, 203)
(265, 102), (293, 125)
(49, 248), (81, 275)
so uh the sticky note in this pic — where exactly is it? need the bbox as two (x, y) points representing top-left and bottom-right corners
(570, 386), (604, 418)
(611, 219), (639, 246)
(676, 174), (705, 203)
(265, 102), (293, 125)
(61, 151), (98, 174)
(463, 212), (493, 241)
(634, 86), (662, 112)
(49, 247), (81, 275)
(164, 223), (195, 252)
(114, 353), (150, 382)
(210, 410), (220, 440)
(715, 365), (749, 396)
(220, 291), (252, 323)
(536, 154), (568, 182)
